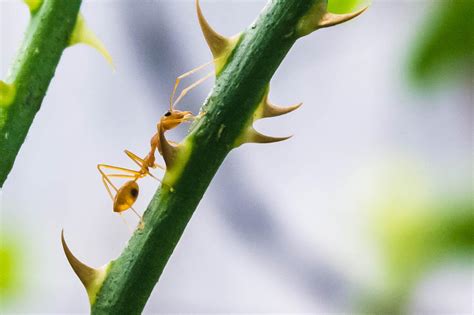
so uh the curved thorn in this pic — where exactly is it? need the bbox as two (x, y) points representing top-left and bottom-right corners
(61, 230), (109, 304)
(69, 15), (115, 70)
(249, 128), (292, 143)
(235, 127), (292, 147)
(254, 88), (301, 119)
(318, 7), (368, 28)
(196, 0), (230, 58)
(263, 100), (302, 118)
(61, 230), (98, 290)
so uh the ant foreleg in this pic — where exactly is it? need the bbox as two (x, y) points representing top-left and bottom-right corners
(169, 59), (215, 110)
(172, 71), (214, 109)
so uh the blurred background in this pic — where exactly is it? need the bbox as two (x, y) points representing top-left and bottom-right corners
(1, 0), (472, 313)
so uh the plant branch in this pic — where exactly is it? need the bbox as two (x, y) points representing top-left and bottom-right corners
(0, 0), (82, 187)
(61, 0), (367, 313)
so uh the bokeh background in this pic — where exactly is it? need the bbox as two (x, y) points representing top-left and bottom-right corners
(1, 0), (472, 313)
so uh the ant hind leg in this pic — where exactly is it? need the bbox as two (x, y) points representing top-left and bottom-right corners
(130, 207), (144, 230)
(101, 174), (117, 201)
(118, 212), (134, 233)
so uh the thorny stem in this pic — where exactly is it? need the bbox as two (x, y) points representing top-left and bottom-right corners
(0, 0), (82, 187)
(91, 1), (320, 313)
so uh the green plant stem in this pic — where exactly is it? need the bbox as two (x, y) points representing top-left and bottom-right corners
(91, 0), (319, 313)
(0, 0), (82, 187)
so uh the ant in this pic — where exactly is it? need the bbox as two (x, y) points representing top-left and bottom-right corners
(97, 60), (214, 228)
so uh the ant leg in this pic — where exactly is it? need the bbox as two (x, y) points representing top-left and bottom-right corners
(98, 165), (145, 230)
(98, 164), (142, 174)
(124, 150), (165, 183)
(124, 150), (146, 169)
(97, 164), (142, 198)
(146, 172), (163, 183)
(106, 174), (137, 179)
(101, 175), (116, 201)
(98, 164), (142, 179)
(172, 71), (214, 109)
(119, 212), (134, 233)
(130, 206), (144, 229)
(124, 150), (165, 170)
(99, 173), (135, 201)
(169, 59), (215, 110)
(98, 164), (123, 193)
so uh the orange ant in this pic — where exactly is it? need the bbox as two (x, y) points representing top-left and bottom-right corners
(97, 60), (215, 228)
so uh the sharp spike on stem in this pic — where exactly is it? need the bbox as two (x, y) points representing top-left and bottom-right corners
(61, 230), (109, 304)
(263, 101), (302, 118)
(61, 230), (97, 289)
(195, 0), (241, 74)
(69, 14), (115, 69)
(318, 7), (369, 28)
(248, 128), (292, 143)
(297, 3), (368, 37)
(260, 90), (302, 118)
(253, 88), (301, 119)
(195, 0), (229, 59)
(235, 127), (292, 147)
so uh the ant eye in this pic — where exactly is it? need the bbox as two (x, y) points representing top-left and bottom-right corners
(164, 111), (171, 117)
(130, 188), (139, 198)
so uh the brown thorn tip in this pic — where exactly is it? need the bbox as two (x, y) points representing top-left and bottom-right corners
(319, 6), (368, 28)
(61, 230), (98, 290)
(196, 0), (230, 58)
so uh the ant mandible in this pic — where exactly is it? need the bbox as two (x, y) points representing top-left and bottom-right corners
(97, 60), (214, 228)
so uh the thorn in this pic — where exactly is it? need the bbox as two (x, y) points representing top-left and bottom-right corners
(263, 101), (302, 118)
(318, 7), (369, 28)
(23, 0), (42, 13)
(253, 89), (301, 119)
(69, 14), (115, 70)
(0, 81), (16, 108)
(158, 126), (180, 169)
(248, 128), (292, 143)
(196, 0), (241, 73)
(235, 127), (292, 147)
(61, 230), (97, 289)
(61, 230), (108, 304)
(297, 3), (368, 37)
(260, 92), (302, 118)
(196, 0), (229, 59)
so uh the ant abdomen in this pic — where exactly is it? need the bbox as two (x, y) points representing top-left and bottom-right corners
(113, 180), (139, 213)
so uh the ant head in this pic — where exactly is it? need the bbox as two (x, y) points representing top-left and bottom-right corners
(113, 180), (139, 213)
(159, 109), (194, 131)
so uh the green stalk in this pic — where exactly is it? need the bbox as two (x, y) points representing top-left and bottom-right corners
(91, 1), (315, 313)
(58, 0), (366, 313)
(0, 0), (82, 187)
